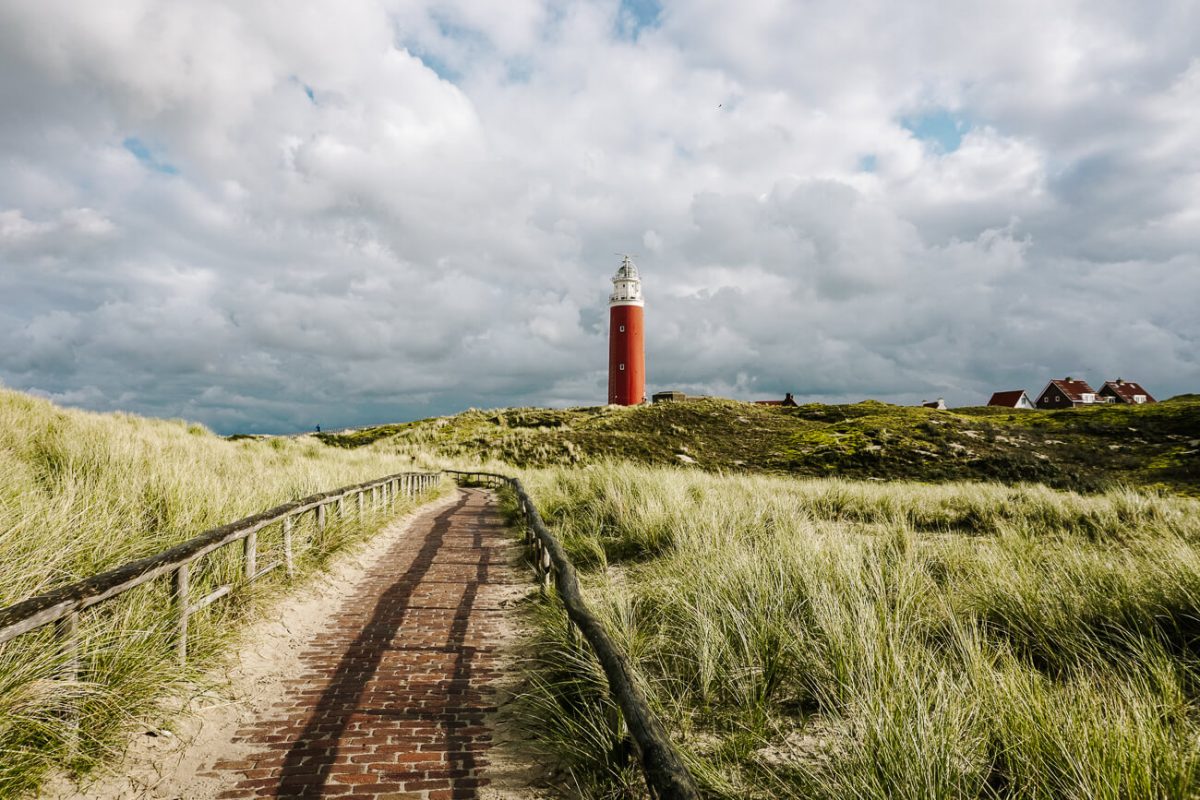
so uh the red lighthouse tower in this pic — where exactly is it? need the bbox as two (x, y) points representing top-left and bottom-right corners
(608, 256), (645, 405)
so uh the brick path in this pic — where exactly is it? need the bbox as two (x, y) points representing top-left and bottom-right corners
(210, 489), (521, 799)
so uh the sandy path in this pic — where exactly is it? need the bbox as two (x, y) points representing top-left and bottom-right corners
(46, 489), (546, 800)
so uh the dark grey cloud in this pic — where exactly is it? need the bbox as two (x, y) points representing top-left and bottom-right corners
(0, 0), (1197, 433)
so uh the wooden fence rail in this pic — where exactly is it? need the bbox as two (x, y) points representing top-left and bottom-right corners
(0, 471), (441, 667)
(0, 467), (698, 798)
(445, 470), (701, 800)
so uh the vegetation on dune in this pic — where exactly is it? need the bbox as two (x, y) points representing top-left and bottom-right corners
(322, 395), (1200, 495)
(4, 383), (1199, 797)
(513, 464), (1200, 798)
(0, 388), (444, 796)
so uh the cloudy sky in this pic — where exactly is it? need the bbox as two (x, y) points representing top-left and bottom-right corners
(1, 0), (1198, 433)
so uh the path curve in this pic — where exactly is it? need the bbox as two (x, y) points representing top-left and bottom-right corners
(207, 488), (526, 799)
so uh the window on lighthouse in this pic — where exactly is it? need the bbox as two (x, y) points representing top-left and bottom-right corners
(619, 325), (625, 332)
(620, 363), (625, 371)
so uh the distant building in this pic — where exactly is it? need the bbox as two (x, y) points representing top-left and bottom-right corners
(652, 391), (687, 403)
(922, 398), (947, 410)
(1098, 378), (1155, 405)
(988, 390), (1035, 410)
(755, 392), (798, 407)
(1034, 377), (1107, 409)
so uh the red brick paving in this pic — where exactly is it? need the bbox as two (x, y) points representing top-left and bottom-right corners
(209, 489), (521, 799)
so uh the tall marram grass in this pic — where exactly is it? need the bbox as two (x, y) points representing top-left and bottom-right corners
(0, 388), (443, 796)
(515, 463), (1200, 799)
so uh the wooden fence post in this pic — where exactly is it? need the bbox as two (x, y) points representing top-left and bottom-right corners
(173, 564), (190, 665)
(56, 609), (80, 753)
(357, 490), (364, 517)
(244, 530), (257, 581)
(317, 503), (326, 531)
(282, 516), (294, 577)
(338, 496), (345, 517)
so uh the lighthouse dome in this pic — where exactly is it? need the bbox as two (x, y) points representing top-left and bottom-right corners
(609, 256), (644, 306)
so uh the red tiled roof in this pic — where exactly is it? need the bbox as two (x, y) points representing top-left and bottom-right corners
(1047, 378), (1095, 402)
(988, 390), (1029, 407)
(1100, 380), (1155, 404)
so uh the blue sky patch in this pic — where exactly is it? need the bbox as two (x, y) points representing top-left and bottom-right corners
(618, 0), (661, 37)
(902, 109), (971, 153)
(858, 154), (877, 173)
(414, 48), (458, 82)
(122, 137), (179, 174)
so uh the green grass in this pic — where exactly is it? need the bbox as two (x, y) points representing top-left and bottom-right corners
(0, 388), (445, 796)
(6, 383), (1199, 797)
(512, 463), (1200, 798)
(322, 395), (1200, 496)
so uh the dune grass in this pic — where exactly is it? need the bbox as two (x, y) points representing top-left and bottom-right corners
(0, 388), (445, 796)
(325, 395), (1200, 495)
(514, 463), (1200, 799)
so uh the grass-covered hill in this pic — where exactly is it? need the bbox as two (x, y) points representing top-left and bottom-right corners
(319, 395), (1200, 494)
(0, 388), (442, 796)
(515, 464), (1200, 798)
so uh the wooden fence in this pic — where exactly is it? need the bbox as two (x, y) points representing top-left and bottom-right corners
(447, 470), (701, 800)
(0, 472), (440, 668)
(0, 468), (697, 798)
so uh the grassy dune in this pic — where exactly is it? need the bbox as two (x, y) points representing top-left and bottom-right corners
(5, 383), (1198, 797)
(321, 396), (1200, 495)
(0, 388), (443, 796)
(515, 464), (1200, 798)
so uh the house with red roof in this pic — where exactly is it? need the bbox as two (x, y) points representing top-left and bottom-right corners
(988, 390), (1035, 410)
(1034, 377), (1106, 409)
(1098, 378), (1156, 405)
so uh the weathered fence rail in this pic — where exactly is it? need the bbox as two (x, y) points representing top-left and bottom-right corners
(1, 466), (697, 797)
(446, 470), (701, 800)
(0, 471), (440, 664)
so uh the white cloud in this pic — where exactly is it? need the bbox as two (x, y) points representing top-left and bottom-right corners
(0, 0), (1197, 431)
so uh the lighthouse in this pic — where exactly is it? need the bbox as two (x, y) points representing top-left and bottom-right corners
(608, 256), (645, 405)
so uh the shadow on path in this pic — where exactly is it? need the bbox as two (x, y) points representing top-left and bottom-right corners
(273, 490), (485, 797)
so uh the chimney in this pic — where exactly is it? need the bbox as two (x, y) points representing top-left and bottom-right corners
(785, 392), (794, 403)
(1065, 376), (1073, 381)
